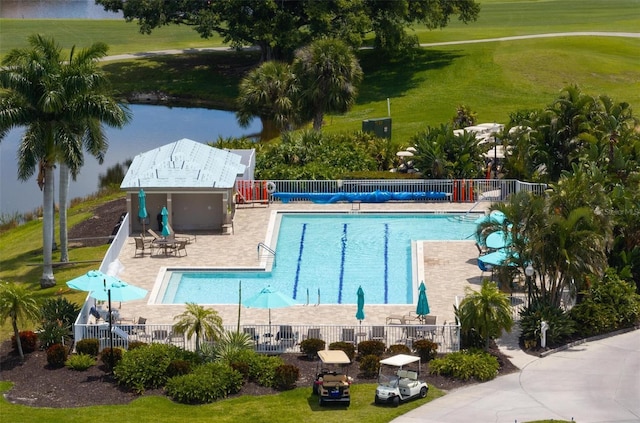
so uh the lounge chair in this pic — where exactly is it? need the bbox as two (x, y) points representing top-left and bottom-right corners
(243, 327), (260, 345)
(167, 224), (196, 244)
(152, 329), (168, 343)
(131, 317), (151, 342)
(276, 325), (296, 349)
(341, 328), (356, 345)
(370, 326), (386, 343)
(166, 329), (185, 347)
(305, 328), (322, 340)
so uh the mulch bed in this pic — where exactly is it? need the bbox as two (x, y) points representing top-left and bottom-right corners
(0, 339), (518, 408)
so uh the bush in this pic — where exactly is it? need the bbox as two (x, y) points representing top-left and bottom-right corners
(359, 354), (380, 378)
(429, 349), (499, 382)
(66, 353), (96, 371)
(114, 343), (186, 393)
(356, 340), (385, 359)
(38, 320), (70, 350)
(413, 339), (438, 362)
(11, 331), (38, 354)
(75, 338), (100, 357)
(40, 297), (80, 329)
(387, 344), (411, 356)
(100, 347), (124, 370)
(127, 340), (148, 351)
(273, 364), (299, 390)
(228, 349), (256, 379)
(519, 300), (575, 348)
(299, 338), (325, 359)
(570, 300), (615, 338)
(165, 362), (243, 404)
(328, 341), (355, 361)
(46, 343), (67, 368)
(248, 354), (284, 388)
(166, 359), (192, 378)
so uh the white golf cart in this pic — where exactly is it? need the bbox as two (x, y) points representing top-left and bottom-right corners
(313, 350), (352, 407)
(375, 354), (429, 407)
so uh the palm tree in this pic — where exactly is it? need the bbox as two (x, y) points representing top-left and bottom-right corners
(0, 35), (129, 285)
(456, 280), (513, 350)
(0, 282), (40, 361)
(293, 38), (363, 131)
(236, 60), (299, 141)
(173, 303), (224, 352)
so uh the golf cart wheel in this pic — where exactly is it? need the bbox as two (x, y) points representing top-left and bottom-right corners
(318, 397), (324, 407)
(420, 386), (428, 398)
(312, 384), (318, 395)
(392, 396), (400, 407)
(374, 395), (380, 404)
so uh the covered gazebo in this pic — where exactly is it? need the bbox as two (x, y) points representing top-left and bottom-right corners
(120, 138), (246, 235)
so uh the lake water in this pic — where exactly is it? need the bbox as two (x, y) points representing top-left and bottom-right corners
(0, 0), (122, 19)
(0, 105), (261, 215)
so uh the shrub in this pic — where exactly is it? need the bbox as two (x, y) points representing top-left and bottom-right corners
(127, 340), (148, 351)
(66, 353), (95, 371)
(299, 338), (325, 359)
(166, 359), (192, 378)
(328, 341), (355, 361)
(356, 340), (385, 359)
(359, 354), (380, 378)
(100, 347), (124, 370)
(38, 320), (70, 350)
(387, 344), (411, 356)
(248, 354), (284, 388)
(429, 349), (499, 382)
(520, 300), (575, 348)
(273, 364), (299, 390)
(40, 297), (80, 329)
(75, 338), (100, 357)
(413, 339), (439, 362)
(114, 343), (185, 393)
(46, 343), (67, 368)
(11, 331), (37, 354)
(570, 300), (615, 338)
(165, 362), (243, 404)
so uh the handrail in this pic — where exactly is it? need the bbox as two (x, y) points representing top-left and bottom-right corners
(257, 242), (276, 258)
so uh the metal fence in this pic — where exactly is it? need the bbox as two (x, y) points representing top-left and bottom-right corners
(77, 322), (461, 355)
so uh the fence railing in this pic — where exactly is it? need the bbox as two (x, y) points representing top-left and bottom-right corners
(78, 323), (461, 355)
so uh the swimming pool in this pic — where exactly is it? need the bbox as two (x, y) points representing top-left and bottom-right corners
(155, 213), (476, 305)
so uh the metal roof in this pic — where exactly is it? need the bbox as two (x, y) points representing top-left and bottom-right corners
(120, 138), (246, 190)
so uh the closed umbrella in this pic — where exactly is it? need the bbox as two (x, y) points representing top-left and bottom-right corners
(138, 189), (148, 234)
(161, 206), (170, 238)
(485, 230), (512, 249)
(242, 285), (298, 334)
(356, 286), (365, 326)
(416, 281), (430, 323)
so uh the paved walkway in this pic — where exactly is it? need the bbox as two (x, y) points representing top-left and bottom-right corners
(392, 329), (640, 423)
(112, 202), (486, 328)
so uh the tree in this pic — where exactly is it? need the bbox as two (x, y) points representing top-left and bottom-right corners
(456, 280), (513, 350)
(97, 0), (479, 61)
(0, 36), (129, 285)
(0, 282), (40, 361)
(173, 302), (223, 352)
(236, 61), (299, 140)
(293, 39), (363, 131)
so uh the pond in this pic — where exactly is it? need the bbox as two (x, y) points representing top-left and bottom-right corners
(0, 105), (261, 215)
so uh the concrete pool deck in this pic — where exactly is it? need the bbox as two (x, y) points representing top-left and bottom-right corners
(111, 202), (490, 328)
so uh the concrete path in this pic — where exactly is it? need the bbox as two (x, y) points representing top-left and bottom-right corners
(391, 329), (640, 423)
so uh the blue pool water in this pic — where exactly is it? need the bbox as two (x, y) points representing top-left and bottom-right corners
(159, 213), (476, 305)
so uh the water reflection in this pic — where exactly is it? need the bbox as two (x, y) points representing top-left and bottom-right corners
(0, 0), (121, 19)
(0, 105), (260, 215)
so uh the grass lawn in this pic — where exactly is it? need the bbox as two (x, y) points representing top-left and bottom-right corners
(0, 381), (445, 423)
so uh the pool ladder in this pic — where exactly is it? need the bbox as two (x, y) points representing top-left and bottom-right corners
(257, 242), (276, 260)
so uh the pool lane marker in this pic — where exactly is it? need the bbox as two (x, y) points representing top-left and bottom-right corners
(384, 223), (389, 303)
(338, 223), (347, 304)
(292, 223), (307, 300)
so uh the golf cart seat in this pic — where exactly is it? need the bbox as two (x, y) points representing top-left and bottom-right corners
(321, 374), (349, 387)
(397, 369), (419, 388)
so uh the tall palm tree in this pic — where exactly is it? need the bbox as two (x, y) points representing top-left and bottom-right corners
(456, 280), (513, 350)
(173, 303), (224, 352)
(293, 38), (363, 131)
(236, 60), (299, 141)
(0, 282), (40, 361)
(0, 35), (129, 280)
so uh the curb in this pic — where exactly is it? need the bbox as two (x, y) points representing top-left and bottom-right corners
(538, 326), (639, 358)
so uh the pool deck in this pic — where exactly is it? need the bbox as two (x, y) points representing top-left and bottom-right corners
(112, 202), (489, 328)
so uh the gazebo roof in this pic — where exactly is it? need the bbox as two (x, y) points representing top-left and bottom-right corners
(120, 138), (246, 190)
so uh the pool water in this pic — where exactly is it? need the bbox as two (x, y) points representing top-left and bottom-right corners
(159, 213), (476, 305)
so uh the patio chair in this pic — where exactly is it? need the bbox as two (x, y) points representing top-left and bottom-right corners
(243, 327), (260, 345)
(403, 326), (422, 347)
(341, 328), (356, 345)
(134, 237), (148, 257)
(305, 328), (322, 340)
(477, 259), (494, 279)
(152, 329), (168, 343)
(171, 240), (188, 257)
(275, 325), (296, 348)
(166, 329), (185, 347)
(370, 326), (386, 343)
(131, 317), (151, 342)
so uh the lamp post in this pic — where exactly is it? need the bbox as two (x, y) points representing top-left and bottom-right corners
(104, 279), (114, 371)
(525, 263), (535, 306)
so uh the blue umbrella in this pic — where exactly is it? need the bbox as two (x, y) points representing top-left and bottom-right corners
(356, 286), (365, 324)
(138, 189), (148, 233)
(66, 270), (148, 302)
(161, 206), (170, 237)
(478, 248), (518, 267)
(416, 281), (430, 321)
(474, 210), (506, 225)
(243, 285), (298, 329)
(486, 230), (512, 249)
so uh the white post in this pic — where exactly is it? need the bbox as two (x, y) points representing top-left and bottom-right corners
(540, 320), (549, 348)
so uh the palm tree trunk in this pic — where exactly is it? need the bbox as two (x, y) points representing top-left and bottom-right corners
(59, 164), (69, 262)
(313, 111), (323, 131)
(40, 165), (56, 288)
(12, 319), (25, 362)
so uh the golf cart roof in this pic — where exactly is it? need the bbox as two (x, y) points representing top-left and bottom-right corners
(318, 350), (351, 364)
(379, 354), (421, 367)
